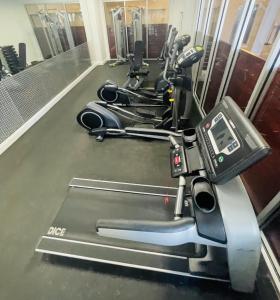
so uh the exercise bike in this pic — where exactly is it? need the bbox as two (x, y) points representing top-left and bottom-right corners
(122, 40), (149, 91)
(76, 46), (204, 141)
(123, 26), (180, 91)
(97, 35), (193, 105)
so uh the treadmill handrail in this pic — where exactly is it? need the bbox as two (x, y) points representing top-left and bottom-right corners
(96, 217), (195, 233)
(125, 127), (182, 137)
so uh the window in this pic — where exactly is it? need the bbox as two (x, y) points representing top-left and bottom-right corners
(225, 0), (280, 110)
(202, 0), (247, 114)
(194, 0), (224, 100)
(147, 0), (169, 58)
(241, 68), (280, 213)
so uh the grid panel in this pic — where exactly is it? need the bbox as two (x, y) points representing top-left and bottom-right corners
(0, 43), (92, 144)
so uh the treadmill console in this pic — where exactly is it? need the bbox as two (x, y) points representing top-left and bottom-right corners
(196, 96), (270, 184)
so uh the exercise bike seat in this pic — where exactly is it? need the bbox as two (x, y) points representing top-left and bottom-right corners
(132, 40), (145, 71)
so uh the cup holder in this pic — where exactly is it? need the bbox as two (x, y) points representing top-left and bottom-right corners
(192, 178), (216, 213)
(183, 128), (196, 143)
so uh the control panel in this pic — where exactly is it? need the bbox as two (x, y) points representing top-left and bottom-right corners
(196, 96), (271, 184)
(170, 145), (188, 177)
(201, 112), (240, 170)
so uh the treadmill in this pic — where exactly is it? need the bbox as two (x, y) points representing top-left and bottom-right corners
(36, 96), (270, 293)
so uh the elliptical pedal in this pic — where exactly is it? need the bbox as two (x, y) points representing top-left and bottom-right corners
(135, 108), (157, 119)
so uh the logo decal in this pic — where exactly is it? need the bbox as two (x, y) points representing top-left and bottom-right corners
(47, 226), (66, 237)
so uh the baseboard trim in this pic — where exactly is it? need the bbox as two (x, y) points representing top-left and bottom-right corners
(0, 63), (98, 156)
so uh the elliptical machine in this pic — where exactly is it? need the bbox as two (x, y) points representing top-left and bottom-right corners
(76, 45), (204, 141)
(135, 32), (191, 95)
(97, 34), (192, 105)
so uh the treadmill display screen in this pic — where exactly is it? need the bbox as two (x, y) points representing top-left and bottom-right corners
(211, 118), (234, 152)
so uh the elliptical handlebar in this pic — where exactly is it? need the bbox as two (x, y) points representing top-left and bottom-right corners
(159, 24), (172, 60)
(163, 57), (170, 82)
(169, 34), (191, 68)
(169, 44), (180, 70)
(167, 28), (178, 58)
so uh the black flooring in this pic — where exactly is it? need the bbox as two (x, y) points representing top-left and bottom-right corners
(0, 62), (277, 300)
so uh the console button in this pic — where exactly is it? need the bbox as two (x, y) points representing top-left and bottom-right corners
(218, 155), (224, 163)
(174, 156), (181, 165)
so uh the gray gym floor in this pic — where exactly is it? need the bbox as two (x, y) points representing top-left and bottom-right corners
(0, 62), (277, 300)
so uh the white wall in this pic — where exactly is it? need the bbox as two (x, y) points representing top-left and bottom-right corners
(21, 0), (79, 3)
(79, 0), (110, 63)
(0, 0), (43, 63)
(168, 0), (199, 44)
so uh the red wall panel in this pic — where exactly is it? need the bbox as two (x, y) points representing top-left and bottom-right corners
(227, 50), (265, 111)
(242, 68), (280, 213)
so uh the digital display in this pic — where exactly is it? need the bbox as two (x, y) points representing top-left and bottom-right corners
(211, 118), (234, 152)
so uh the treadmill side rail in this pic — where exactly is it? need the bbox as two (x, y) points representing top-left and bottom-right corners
(214, 176), (261, 293)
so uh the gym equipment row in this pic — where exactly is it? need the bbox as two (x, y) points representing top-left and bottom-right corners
(36, 96), (271, 293)
(34, 21), (272, 293)
(77, 41), (204, 141)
